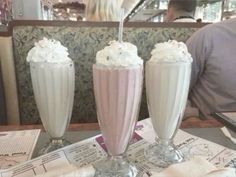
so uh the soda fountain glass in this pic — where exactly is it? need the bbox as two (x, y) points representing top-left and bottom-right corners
(30, 61), (75, 156)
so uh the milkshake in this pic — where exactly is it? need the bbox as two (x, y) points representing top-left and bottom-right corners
(145, 40), (192, 167)
(27, 38), (75, 155)
(93, 41), (143, 176)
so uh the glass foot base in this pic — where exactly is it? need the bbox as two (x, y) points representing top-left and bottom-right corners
(38, 139), (71, 156)
(145, 142), (184, 168)
(94, 156), (137, 177)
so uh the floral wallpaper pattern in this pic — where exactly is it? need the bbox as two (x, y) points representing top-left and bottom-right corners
(13, 25), (199, 124)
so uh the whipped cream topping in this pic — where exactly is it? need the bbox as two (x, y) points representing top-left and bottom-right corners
(27, 37), (71, 63)
(149, 40), (192, 63)
(96, 41), (143, 67)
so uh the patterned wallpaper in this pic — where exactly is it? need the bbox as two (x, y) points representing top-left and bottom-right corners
(13, 25), (199, 124)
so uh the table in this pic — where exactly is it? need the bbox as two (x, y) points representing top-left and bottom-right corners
(0, 117), (223, 131)
(0, 119), (234, 177)
(0, 117), (235, 159)
(32, 127), (236, 159)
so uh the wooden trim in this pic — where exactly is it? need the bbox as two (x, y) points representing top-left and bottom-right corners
(0, 20), (209, 37)
(0, 117), (223, 132)
(0, 25), (12, 37)
(0, 123), (100, 131)
(181, 117), (223, 128)
(10, 20), (208, 28)
(0, 32), (11, 37)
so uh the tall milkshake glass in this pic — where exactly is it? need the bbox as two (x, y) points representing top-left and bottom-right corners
(93, 41), (143, 177)
(145, 41), (192, 167)
(27, 38), (75, 155)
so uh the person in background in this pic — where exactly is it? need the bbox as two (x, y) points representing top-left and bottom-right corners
(85, 0), (120, 21)
(184, 18), (236, 119)
(166, 0), (196, 22)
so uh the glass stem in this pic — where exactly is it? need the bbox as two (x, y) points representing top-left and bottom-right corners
(108, 155), (125, 170)
(156, 138), (173, 146)
(50, 138), (63, 145)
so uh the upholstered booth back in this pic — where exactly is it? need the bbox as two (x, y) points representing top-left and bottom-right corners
(11, 21), (205, 124)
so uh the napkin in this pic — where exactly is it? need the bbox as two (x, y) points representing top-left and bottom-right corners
(35, 164), (95, 177)
(147, 157), (235, 177)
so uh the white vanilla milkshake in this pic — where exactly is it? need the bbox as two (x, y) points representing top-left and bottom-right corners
(93, 41), (143, 155)
(27, 38), (75, 139)
(145, 40), (192, 167)
(146, 40), (192, 140)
